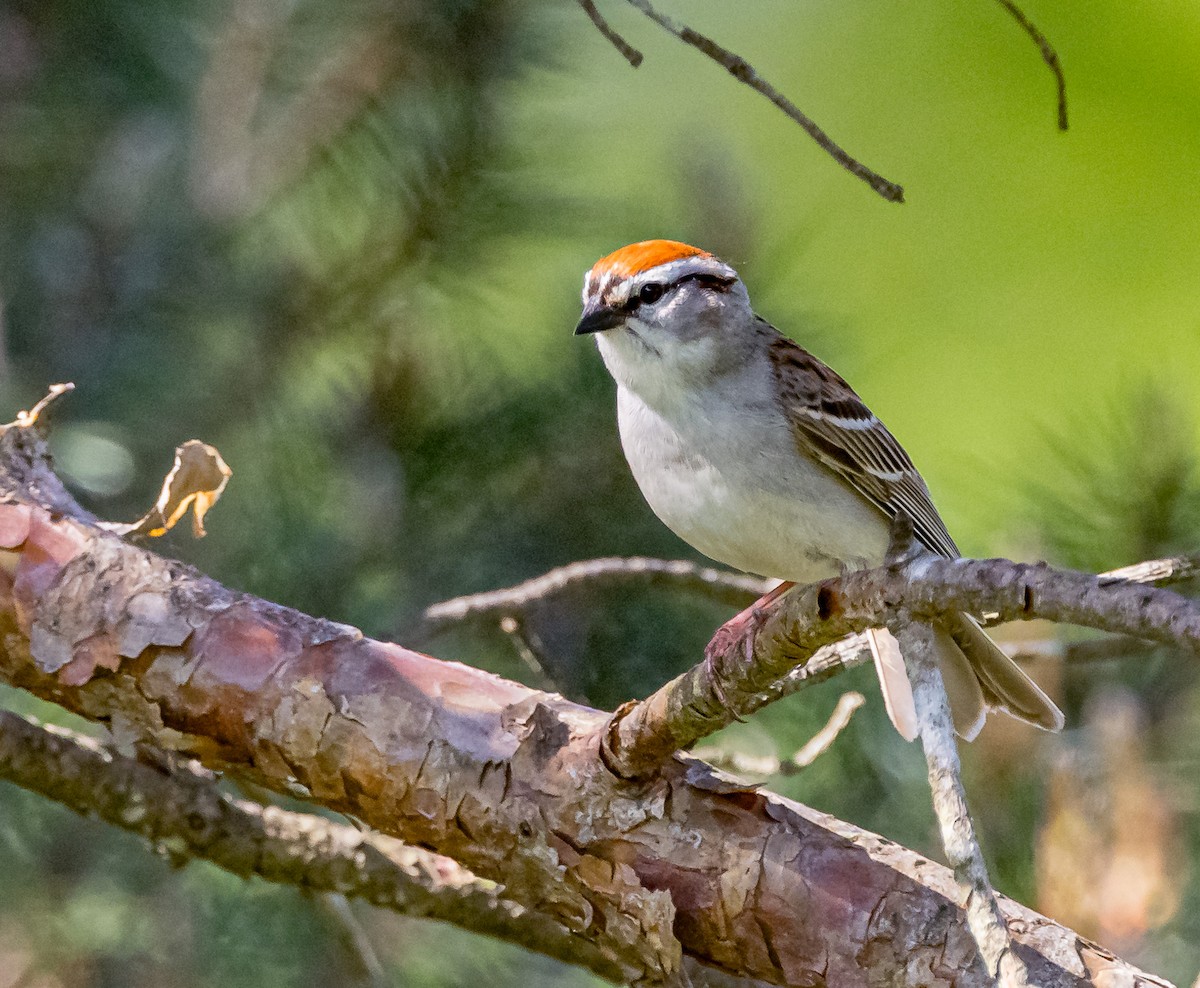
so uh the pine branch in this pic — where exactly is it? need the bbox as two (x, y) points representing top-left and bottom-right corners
(0, 397), (1172, 988)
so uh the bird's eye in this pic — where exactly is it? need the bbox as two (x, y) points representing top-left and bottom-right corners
(638, 283), (666, 305)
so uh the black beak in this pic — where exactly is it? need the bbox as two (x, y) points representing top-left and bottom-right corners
(574, 306), (625, 336)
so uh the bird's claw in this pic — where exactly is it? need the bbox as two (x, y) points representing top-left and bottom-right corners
(702, 641), (743, 720)
(702, 604), (768, 720)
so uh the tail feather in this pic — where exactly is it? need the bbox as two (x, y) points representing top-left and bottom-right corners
(866, 628), (917, 741)
(869, 626), (988, 741)
(931, 625), (987, 741)
(866, 616), (1063, 741)
(949, 613), (1065, 732)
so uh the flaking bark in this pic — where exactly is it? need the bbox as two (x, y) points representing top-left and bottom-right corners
(0, 422), (1173, 988)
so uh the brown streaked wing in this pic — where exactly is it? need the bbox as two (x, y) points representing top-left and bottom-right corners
(765, 330), (959, 559)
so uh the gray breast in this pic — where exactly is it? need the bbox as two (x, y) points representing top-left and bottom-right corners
(615, 385), (889, 582)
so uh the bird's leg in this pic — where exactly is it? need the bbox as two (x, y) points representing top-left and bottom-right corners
(703, 581), (796, 700)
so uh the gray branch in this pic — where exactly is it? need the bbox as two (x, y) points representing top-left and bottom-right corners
(895, 620), (1029, 986)
(415, 552), (1200, 725)
(691, 690), (863, 777)
(412, 556), (771, 644)
(604, 553), (1200, 779)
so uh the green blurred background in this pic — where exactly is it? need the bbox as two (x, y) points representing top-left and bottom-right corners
(3, 0), (1200, 983)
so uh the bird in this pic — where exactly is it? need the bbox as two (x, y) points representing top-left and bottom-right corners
(574, 239), (1063, 741)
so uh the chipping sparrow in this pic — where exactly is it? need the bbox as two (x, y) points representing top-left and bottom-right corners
(575, 239), (1063, 740)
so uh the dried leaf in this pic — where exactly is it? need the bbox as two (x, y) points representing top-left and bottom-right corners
(102, 440), (231, 538)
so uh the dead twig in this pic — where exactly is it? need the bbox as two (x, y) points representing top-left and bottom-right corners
(692, 691), (864, 777)
(1099, 554), (1200, 586)
(1010, 635), (1156, 665)
(576, 0), (643, 67)
(618, 0), (905, 203)
(578, 0), (1072, 199)
(411, 556), (771, 644)
(498, 614), (559, 691)
(994, 0), (1068, 130)
(791, 689), (865, 768)
(10, 382), (73, 428)
(313, 893), (390, 988)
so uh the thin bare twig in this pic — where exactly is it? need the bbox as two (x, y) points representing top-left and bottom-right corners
(411, 556), (771, 643)
(577, 0), (643, 67)
(618, 0), (905, 203)
(1009, 635), (1158, 665)
(0, 293), (9, 392)
(692, 691), (864, 777)
(895, 620), (1030, 986)
(994, 0), (1068, 130)
(11, 382), (74, 428)
(1099, 554), (1200, 586)
(791, 689), (865, 768)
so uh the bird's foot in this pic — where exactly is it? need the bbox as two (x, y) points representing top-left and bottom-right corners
(704, 606), (761, 670)
(702, 581), (795, 713)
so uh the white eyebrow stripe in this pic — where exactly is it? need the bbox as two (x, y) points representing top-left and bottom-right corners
(630, 255), (738, 288)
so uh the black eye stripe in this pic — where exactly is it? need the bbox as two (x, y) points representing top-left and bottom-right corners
(625, 273), (734, 310)
(677, 273), (735, 292)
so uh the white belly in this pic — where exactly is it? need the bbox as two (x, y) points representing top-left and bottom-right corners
(617, 385), (889, 583)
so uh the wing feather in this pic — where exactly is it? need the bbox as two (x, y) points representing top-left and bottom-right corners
(765, 328), (959, 559)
